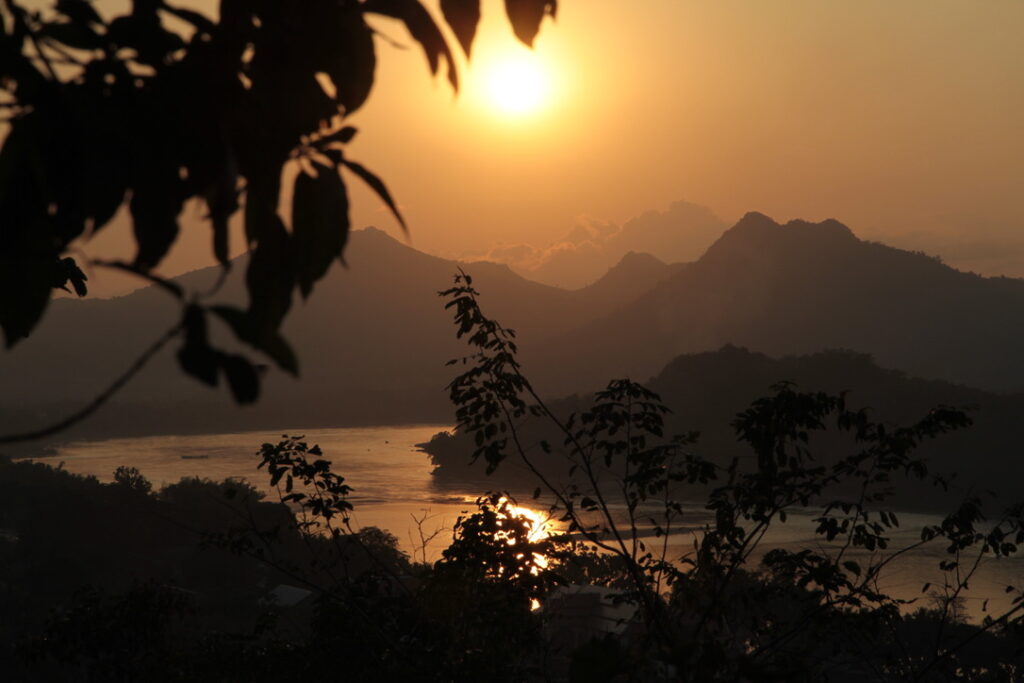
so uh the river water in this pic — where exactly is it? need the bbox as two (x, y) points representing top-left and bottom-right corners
(34, 425), (1024, 622)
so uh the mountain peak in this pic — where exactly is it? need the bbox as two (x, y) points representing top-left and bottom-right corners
(702, 212), (860, 264)
(576, 251), (680, 306)
(354, 225), (396, 242)
(783, 217), (857, 241)
(614, 250), (668, 271)
(735, 211), (780, 230)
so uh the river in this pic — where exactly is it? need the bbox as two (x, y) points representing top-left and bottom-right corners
(30, 424), (1024, 622)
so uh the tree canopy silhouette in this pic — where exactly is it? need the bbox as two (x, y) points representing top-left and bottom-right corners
(0, 0), (556, 408)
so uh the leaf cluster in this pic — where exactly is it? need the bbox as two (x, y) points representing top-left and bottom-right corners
(0, 0), (556, 407)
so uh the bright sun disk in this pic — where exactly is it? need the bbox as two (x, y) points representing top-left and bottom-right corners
(482, 54), (551, 116)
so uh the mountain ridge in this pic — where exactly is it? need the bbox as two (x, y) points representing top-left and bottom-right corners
(532, 213), (1024, 396)
(0, 228), (682, 442)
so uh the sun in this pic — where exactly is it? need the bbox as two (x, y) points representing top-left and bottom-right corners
(480, 53), (552, 116)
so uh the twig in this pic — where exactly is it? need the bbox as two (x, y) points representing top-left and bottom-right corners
(0, 321), (183, 444)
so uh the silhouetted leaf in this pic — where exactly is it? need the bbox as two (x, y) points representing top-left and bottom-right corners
(440, 0), (480, 57)
(504, 0), (556, 47)
(56, 0), (103, 26)
(160, 3), (217, 33)
(40, 21), (102, 50)
(84, 161), (128, 231)
(364, 0), (458, 89)
(53, 257), (88, 297)
(177, 306), (219, 386)
(245, 214), (294, 336)
(0, 257), (53, 348)
(210, 305), (299, 375)
(130, 172), (184, 271)
(340, 158), (406, 232)
(212, 215), (230, 267)
(320, 126), (358, 146)
(221, 354), (260, 404)
(204, 150), (239, 269)
(329, 9), (377, 115)
(292, 161), (350, 297)
(107, 14), (185, 65)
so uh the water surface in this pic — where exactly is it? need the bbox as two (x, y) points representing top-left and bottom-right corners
(39, 425), (1024, 621)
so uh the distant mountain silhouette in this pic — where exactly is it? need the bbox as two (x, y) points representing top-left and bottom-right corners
(531, 212), (1024, 396)
(0, 229), (680, 442)
(480, 201), (725, 289)
(427, 346), (1024, 511)
(574, 252), (686, 305)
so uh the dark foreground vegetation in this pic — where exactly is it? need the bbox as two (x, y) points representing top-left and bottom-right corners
(2, 437), (1023, 681)
(2, 279), (1024, 682)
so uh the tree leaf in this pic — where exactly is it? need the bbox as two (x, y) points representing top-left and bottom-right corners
(221, 353), (261, 404)
(325, 7), (377, 115)
(40, 20), (102, 50)
(320, 126), (358, 146)
(56, 0), (103, 26)
(504, 0), (556, 47)
(130, 171), (184, 271)
(292, 161), (350, 298)
(159, 3), (217, 34)
(440, 0), (480, 57)
(363, 0), (459, 90)
(0, 257), (53, 348)
(212, 214), (230, 268)
(204, 149), (239, 269)
(210, 305), (299, 376)
(245, 212), (294, 336)
(177, 306), (219, 386)
(340, 158), (406, 232)
(55, 257), (88, 297)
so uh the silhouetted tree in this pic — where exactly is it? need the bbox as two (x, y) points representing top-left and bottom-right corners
(439, 271), (1024, 680)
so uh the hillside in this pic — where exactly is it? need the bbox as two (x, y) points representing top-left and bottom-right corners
(426, 346), (1024, 510)
(0, 229), (681, 442)
(533, 212), (1024, 396)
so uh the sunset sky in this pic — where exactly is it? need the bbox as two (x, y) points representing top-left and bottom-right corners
(76, 0), (1024, 295)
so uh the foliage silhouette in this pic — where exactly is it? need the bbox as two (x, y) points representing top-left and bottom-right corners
(0, 0), (557, 430)
(6, 419), (1024, 679)
(438, 270), (1024, 680)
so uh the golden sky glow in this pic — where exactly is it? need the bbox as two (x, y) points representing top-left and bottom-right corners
(69, 0), (1024, 296)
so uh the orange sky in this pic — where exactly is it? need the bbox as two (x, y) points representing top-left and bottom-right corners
(63, 0), (1024, 295)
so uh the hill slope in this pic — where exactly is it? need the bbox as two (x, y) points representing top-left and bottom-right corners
(0, 229), (680, 441)
(426, 346), (1024, 510)
(534, 212), (1024, 395)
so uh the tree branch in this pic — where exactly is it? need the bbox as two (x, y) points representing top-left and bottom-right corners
(0, 321), (183, 445)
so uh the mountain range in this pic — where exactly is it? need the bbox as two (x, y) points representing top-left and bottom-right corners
(3, 211), (1024, 450)
(530, 212), (1024, 397)
(478, 200), (723, 289)
(0, 228), (681, 442)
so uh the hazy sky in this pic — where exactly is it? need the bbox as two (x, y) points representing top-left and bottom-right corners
(65, 0), (1024, 295)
